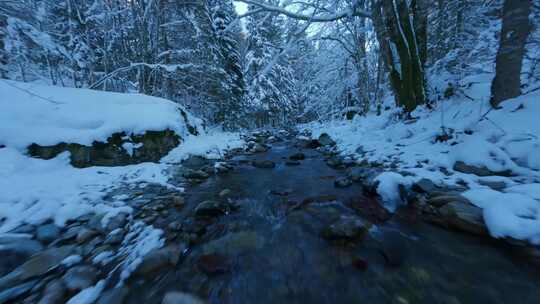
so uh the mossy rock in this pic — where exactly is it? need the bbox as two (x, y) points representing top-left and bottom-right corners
(27, 129), (180, 168)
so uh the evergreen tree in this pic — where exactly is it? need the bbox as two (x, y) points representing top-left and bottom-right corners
(245, 6), (297, 127)
(209, 0), (247, 130)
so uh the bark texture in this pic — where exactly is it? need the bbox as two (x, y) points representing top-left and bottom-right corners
(372, 0), (427, 113)
(491, 0), (532, 107)
(0, 14), (7, 79)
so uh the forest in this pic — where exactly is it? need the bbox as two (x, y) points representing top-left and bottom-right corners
(1, 0), (540, 303)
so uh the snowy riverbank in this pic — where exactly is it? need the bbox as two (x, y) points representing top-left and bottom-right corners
(304, 74), (540, 246)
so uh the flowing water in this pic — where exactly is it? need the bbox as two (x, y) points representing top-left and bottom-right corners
(127, 140), (540, 304)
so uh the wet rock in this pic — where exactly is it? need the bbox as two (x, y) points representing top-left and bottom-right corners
(62, 265), (99, 291)
(104, 229), (125, 245)
(182, 155), (210, 168)
(478, 180), (507, 191)
(251, 143), (269, 153)
(82, 236), (103, 257)
(348, 167), (364, 182)
(38, 279), (66, 304)
(135, 245), (183, 276)
(183, 169), (210, 180)
(172, 196), (186, 208)
(351, 257), (368, 271)
(61, 225), (83, 241)
(318, 133), (336, 146)
(0, 245), (74, 290)
(0, 238), (44, 276)
(96, 287), (129, 304)
(197, 254), (230, 275)
(301, 195), (338, 207)
(379, 231), (409, 267)
(87, 214), (106, 232)
(289, 152), (305, 160)
(105, 213), (128, 231)
(202, 231), (265, 256)
(427, 194), (471, 208)
(76, 228), (100, 244)
(270, 189), (292, 196)
(411, 178), (437, 194)
(75, 213), (94, 223)
(334, 177), (352, 188)
(252, 160), (276, 169)
(285, 161), (301, 166)
(219, 189), (232, 198)
(453, 161), (513, 177)
(0, 279), (38, 303)
(321, 216), (371, 242)
(168, 221), (183, 231)
(302, 139), (322, 149)
(9, 224), (35, 234)
(326, 157), (344, 169)
(438, 201), (487, 235)
(195, 201), (229, 217)
(215, 162), (233, 174)
(36, 224), (61, 244)
(162, 292), (205, 304)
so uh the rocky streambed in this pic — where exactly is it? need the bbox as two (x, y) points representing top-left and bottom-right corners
(1, 130), (540, 304)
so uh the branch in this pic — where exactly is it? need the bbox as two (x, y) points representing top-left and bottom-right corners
(234, 0), (371, 22)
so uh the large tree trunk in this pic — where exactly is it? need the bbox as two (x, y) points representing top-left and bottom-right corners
(0, 14), (7, 79)
(490, 0), (532, 107)
(372, 0), (427, 113)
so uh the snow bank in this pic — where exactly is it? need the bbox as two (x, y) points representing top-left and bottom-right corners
(304, 73), (540, 245)
(463, 189), (540, 244)
(162, 130), (245, 163)
(0, 80), (203, 150)
(0, 147), (173, 233)
(0, 81), (244, 234)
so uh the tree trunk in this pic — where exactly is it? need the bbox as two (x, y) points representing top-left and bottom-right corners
(372, 0), (427, 113)
(490, 0), (532, 107)
(0, 14), (7, 79)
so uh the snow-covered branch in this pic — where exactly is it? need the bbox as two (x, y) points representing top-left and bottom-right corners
(235, 0), (371, 22)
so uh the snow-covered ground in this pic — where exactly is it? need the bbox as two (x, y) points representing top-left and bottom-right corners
(0, 80), (204, 150)
(0, 80), (244, 234)
(305, 74), (540, 245)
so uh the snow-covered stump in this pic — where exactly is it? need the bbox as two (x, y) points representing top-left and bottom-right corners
(27, 130), (180, 168)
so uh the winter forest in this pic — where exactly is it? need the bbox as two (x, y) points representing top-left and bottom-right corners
(1, 0), (540, 303)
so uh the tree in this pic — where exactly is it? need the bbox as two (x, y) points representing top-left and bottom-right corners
(245, 4), (297, 127)
(491, 0), (532, 107)
(371, 0), (427, 114)
(237, 0), (428, 113)
(0, 10), (7, 78)
(209, 0), (247, 130)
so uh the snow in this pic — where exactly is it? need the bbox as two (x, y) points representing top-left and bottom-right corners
(304, 74), (540, 245)
(374, 172), (412, 212)
(117, 222), (164, 284)
(0, 147), (172, 233)
(162, 130), (245, 163)
(0, 81), (244, 235)
(0, 80), (203, 150)
(463, 189), (540, 244)
(67, 280), (106, 304)
(62, 255), (83, 267)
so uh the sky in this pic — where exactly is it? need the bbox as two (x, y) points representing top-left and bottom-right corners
(234, 2), (248, 15)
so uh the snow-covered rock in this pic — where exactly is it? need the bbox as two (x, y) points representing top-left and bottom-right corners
(304, 74), (540, 245)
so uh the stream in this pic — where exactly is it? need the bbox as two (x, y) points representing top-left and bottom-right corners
(125, 137), (540, 304)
